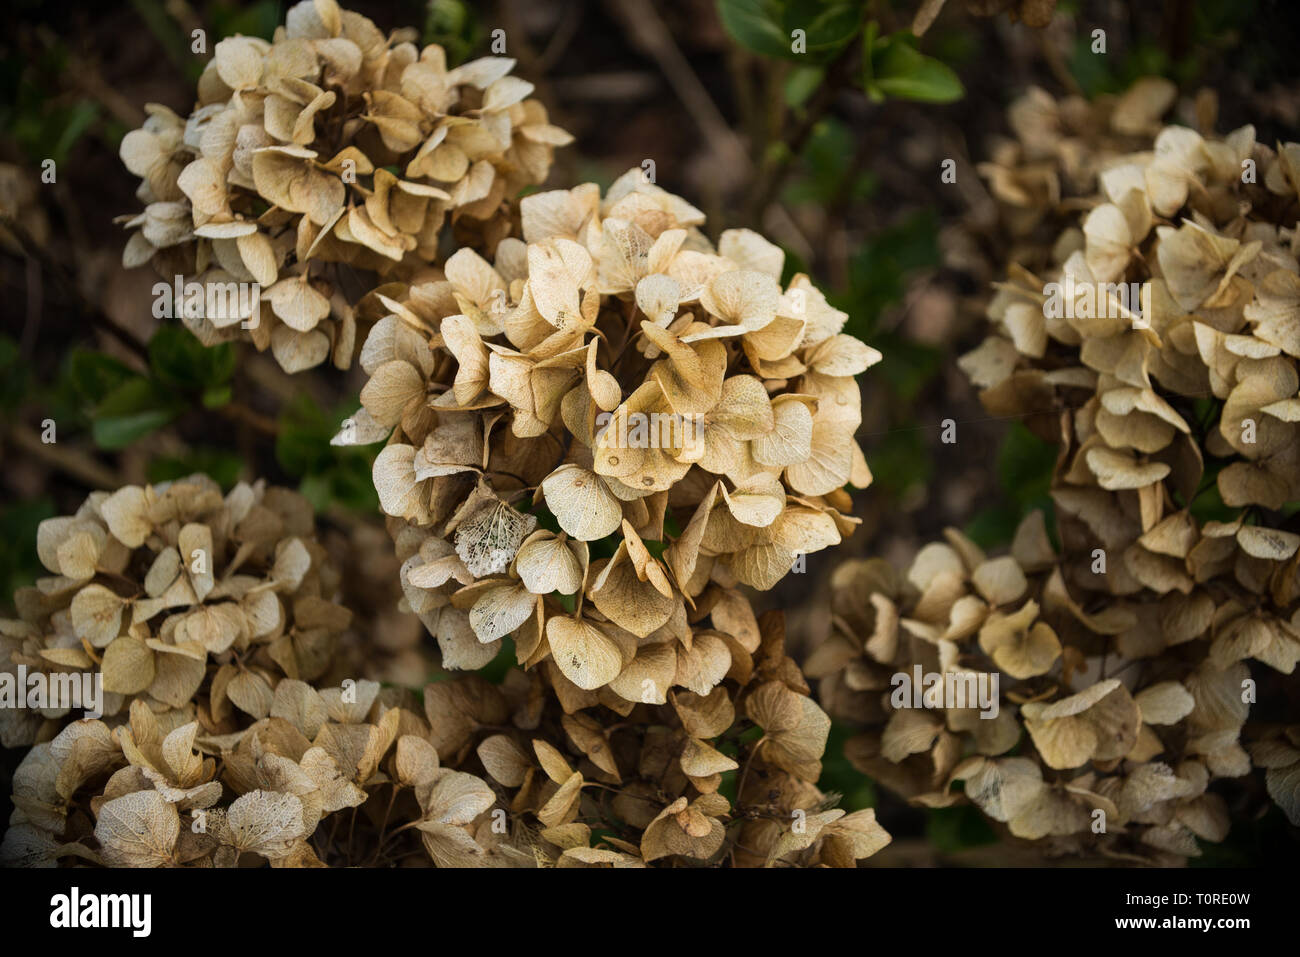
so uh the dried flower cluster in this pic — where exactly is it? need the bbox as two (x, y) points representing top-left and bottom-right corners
(961, 115), (1300, 659)
(118, 0), (570, 373)
(813, 106), (1300, 859)
(1, 475), (887, 867)
(402, 610), (889, 868)
(342, 169), (879, 711)
(957, 79), (1179, 283)
(0, 476), (386, 866)
(810, 513), (1259, 862)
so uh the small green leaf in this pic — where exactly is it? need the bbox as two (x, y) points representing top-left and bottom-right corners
(148, 325), (235, 391)
(201, 383), (232, 409)
(65, 350), (138, 407)
(92, 377), (179, 449)
(866, 30), (964, 103)
(719, 0), (863, 63)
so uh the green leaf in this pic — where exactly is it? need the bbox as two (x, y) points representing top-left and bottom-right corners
(424, 0), (482, 66)
(148, 325), (235, 391)
(784, 64), (826, 107)
(201, 383), (233, 409)
(66, 350), (137, 407)
(277, 394), (379, 512)
(868, 31), (964, 103)
(719, 0), (864, 63)
(92, 377), (179, 449)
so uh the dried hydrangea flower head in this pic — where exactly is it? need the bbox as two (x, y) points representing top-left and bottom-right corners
(0, 475), (350, 749)
(118, 0), (571, 373)
(927, 102), (1300, 848)
(346, 168), (880, 709)
(412, 608), (889, 867)
(953, 77), (1180, 287)
(4, 594), (889, 867)
(961, 111), (1300, 652)
(0, 476), (441, 868)
(809, 513), (1251, 863)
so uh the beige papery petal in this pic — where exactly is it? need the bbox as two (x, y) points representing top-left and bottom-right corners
(752, 395), (815, 467)
(694, 269), (780, 336)
(468, 581), (538, 642)
(527, 238), (595, 331)
(642, 323), (727, 417)
(720, 474), (786, 528)
(359, 359), (424, 426)
(608, 642), (677, 704)
(598, 218), (684, 294)
(94, 790), (180, 867)
(718, 227), (785, 278)
(635, 274), (681, 328)
(977, 600), (1061, 679)
(514, 531), (586, 595)
(664, 482), (718, 592)
(251, 146), (344, 226)
(540, 464), (623, 541)
(444, 247), (508, 336)
(585, 340), (622, 412)
(590, 543), (675, 638)
(270, 325), (331, 374)
(371, 444), (430, 524)
(1020, 679), (1140, 770)
(453, 496), (538, 578)
(784, 421), (856, 496)
(519, 183), (601, 244)
(440, 313), (489, 405)
(691, 374), (775, 474)
(546, 615), (627, 690)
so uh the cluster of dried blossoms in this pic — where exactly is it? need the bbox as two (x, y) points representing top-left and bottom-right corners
(0, 476), (381, 866)
(813, 109), (1300, 860)
(118, 0), (569, 372)
(958, 78), (1179, 283)
(403, 610), (889, 867)
(810, 514), (1253, 862)
(0, 475), (887, 867)
(961, 116), (1300, 658)
(344, 168), (879, 711)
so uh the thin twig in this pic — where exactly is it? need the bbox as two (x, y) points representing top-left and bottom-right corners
(5, 423), (121, 489)
(604, 0), (752, 179)
(746, 41), (860, 225)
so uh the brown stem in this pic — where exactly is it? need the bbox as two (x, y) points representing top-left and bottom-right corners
(746, 41), (861, 226)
